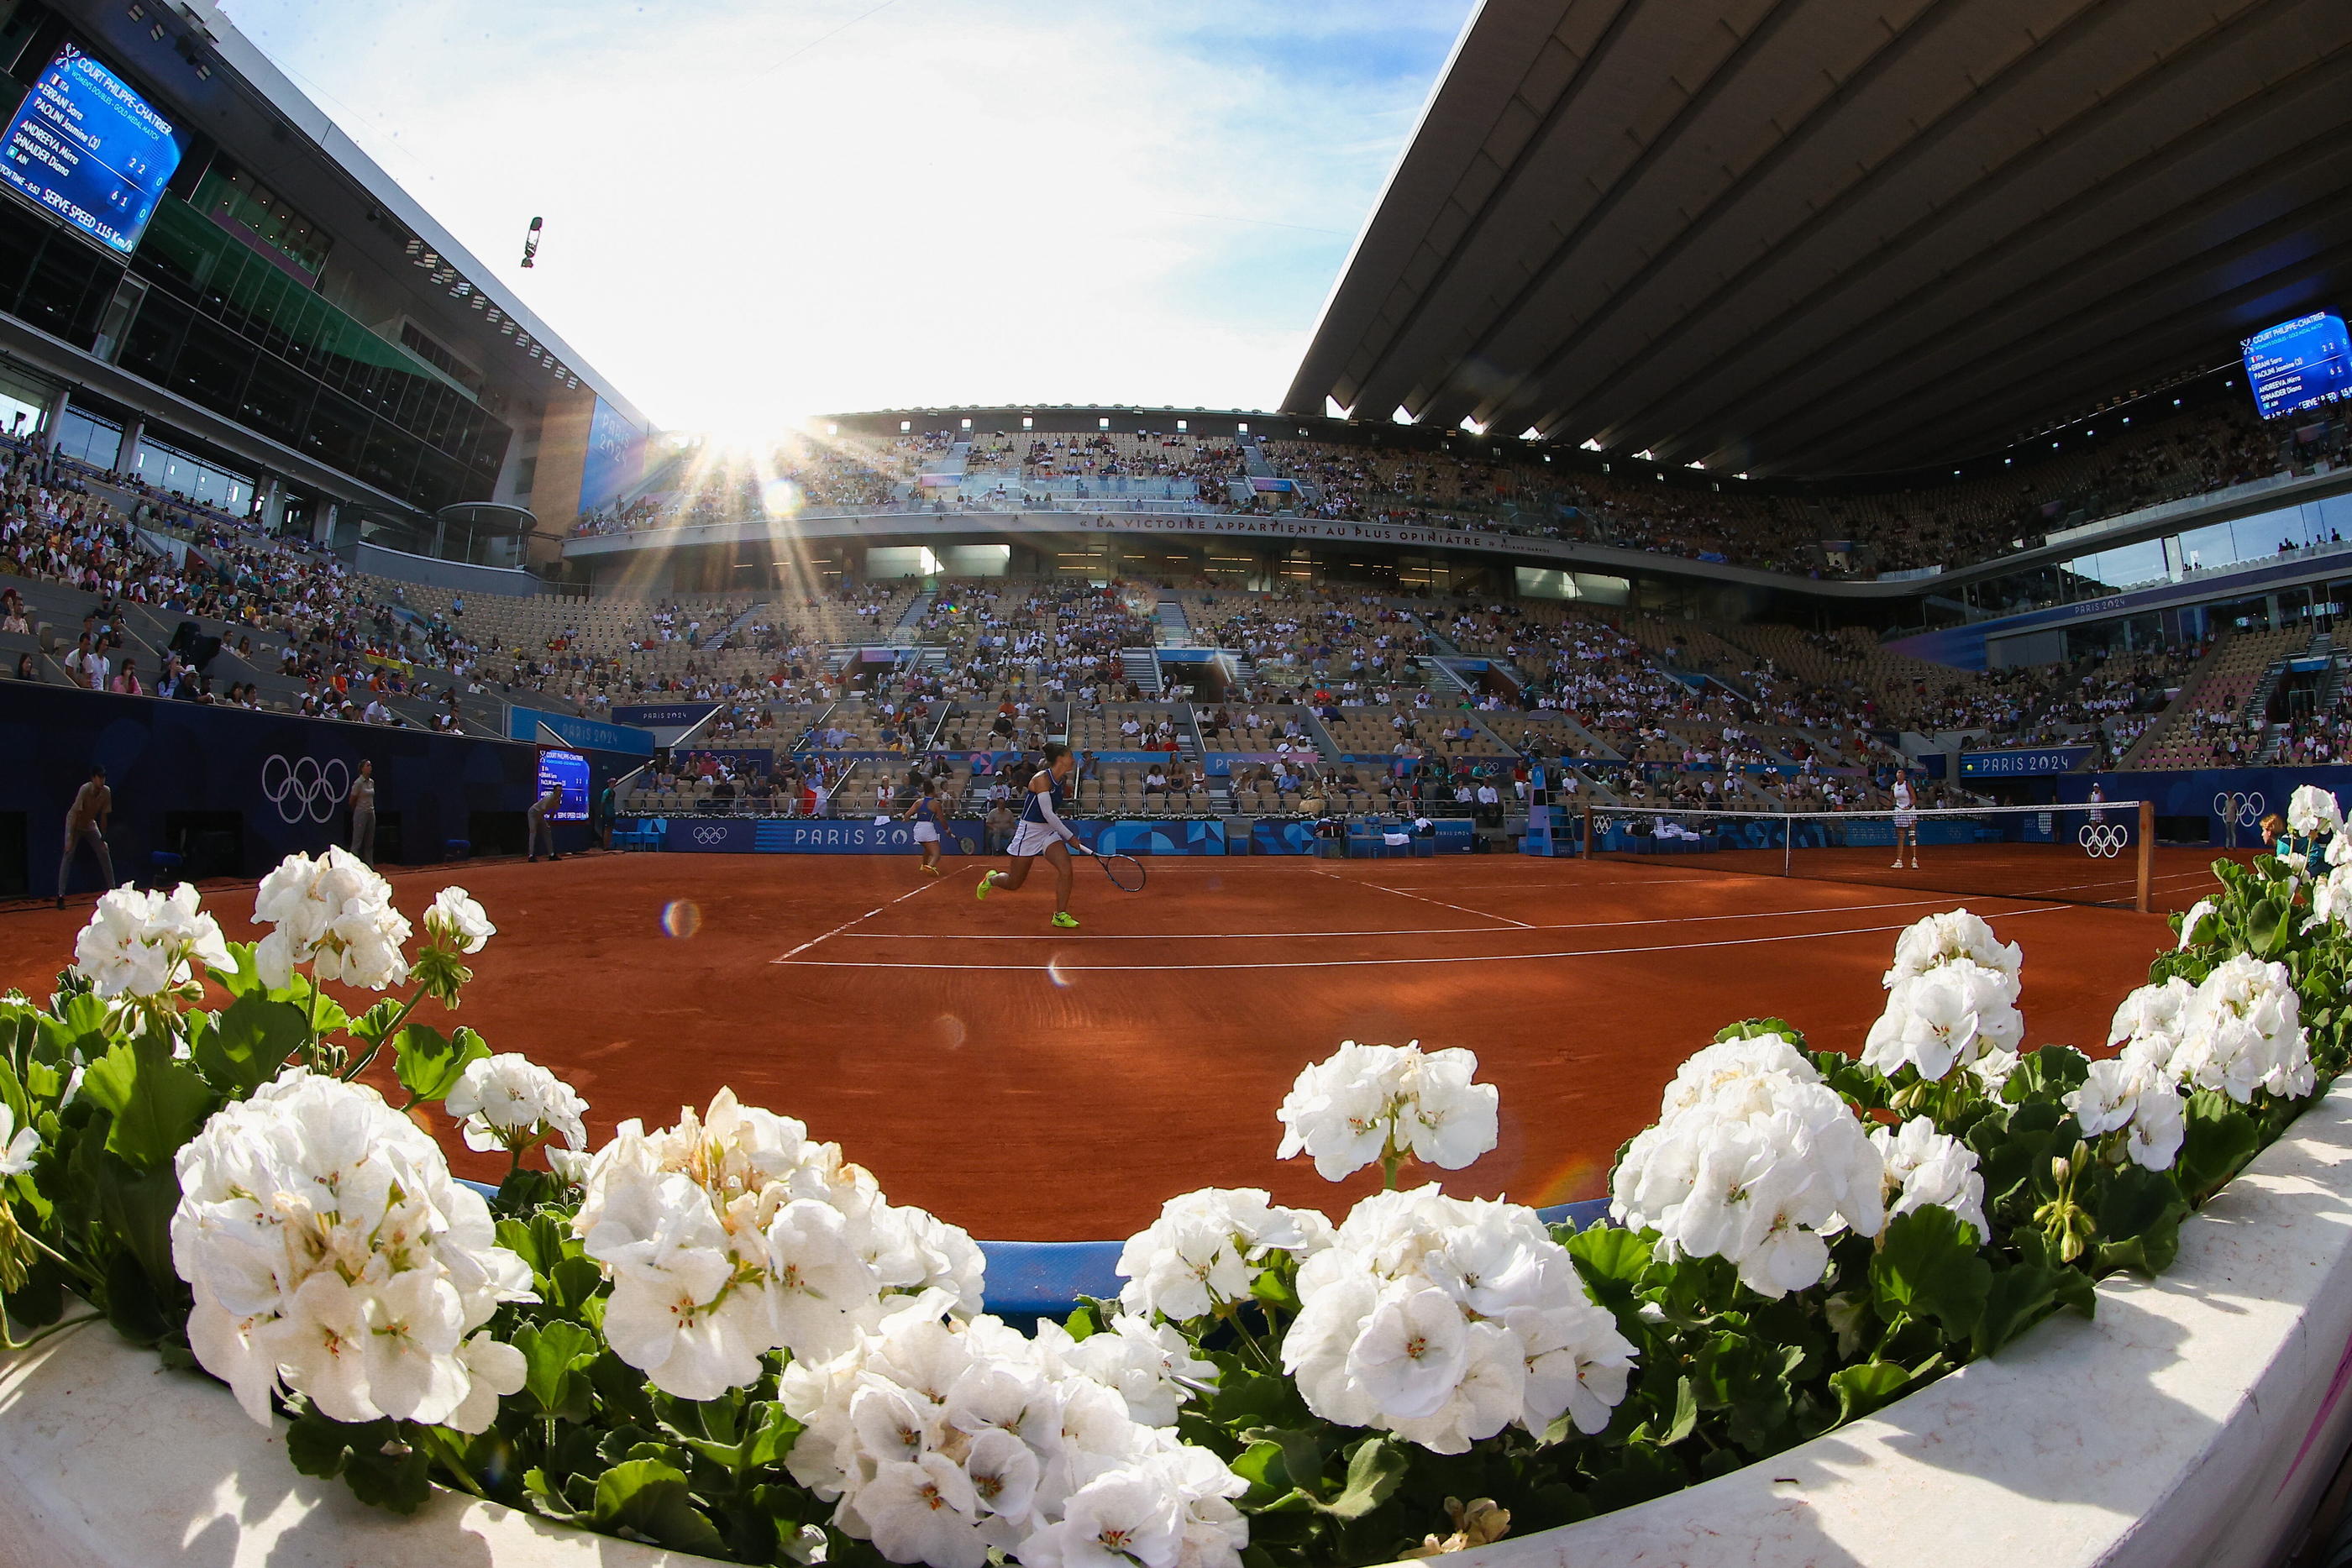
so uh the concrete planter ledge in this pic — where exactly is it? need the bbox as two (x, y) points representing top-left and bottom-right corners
(3, 1081), (2349, 1568)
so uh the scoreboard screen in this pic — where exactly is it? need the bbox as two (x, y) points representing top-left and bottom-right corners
(2242, 312), (2352, 421)
(0, 45), (181, 257)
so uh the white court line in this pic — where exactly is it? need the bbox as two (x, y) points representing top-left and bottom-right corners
(772, 878), (945, 962)
(1313, 867), (1532, 928)
(827, 890), (2055, 941)
(774, 905), (2076, 973)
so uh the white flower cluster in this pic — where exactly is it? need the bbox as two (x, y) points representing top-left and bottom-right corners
(2288, 784), (2344, 842)
(1115, 1188), (1332, 1324)
(423, 887), (496, 952)
(1611, 1035), (1885, 1297)
(252, 847), (413, 990)
(1281, 1187), (1636, 1454)
(1870, 1117), (1987, 1238)
(170, 1071), (533, 1430)
(2177, 898), (2218, 950)
(446, 1053), (588, 1156)
(781, 1292), (1247, 1568)
(2070, 976), (2199, 1169)
(71, 884), (231, 1001)
(573, 1088), (985, 1399)
(2071, 957), (2313, 1170)
(1863, 911), (2024, 1082)
(1274, 1041), (1499, 1183)
(2174, 954), (2313, 1104)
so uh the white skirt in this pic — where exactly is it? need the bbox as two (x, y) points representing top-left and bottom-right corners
(1893, 810), (1918, 829)
(1006, 820), (1064, 857)
(911, 822), (940, 844)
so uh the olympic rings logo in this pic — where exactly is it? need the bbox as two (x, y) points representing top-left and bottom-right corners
(2213, 791), (2265, 827)
(261, 755), (349, 826)
(693, 825), (729, 846)
(2079, 824), (2129, 858)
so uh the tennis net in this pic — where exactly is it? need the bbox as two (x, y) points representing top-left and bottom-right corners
(1581, 800), (2154, 910)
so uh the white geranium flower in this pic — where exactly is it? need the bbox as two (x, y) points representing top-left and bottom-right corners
(251, 847), (412, 990)
(71, 884), (232, 1000)
(782, 1293), (1247, 1568)
(2289, 784), (2343, 840)
(2171, 954), (2313, 1104)
(2067, 1052), (2187, 1172)
(2177, 898), (2218, 948)
(1114, 1188), (1331, 1324)
(1882, 910), (2021, 988)
(1872, 1118), (1988, 1239)
(444, 1053), (588, 1155)
(1280, 1187), (1635, 1453)
(0, 1103), (35, 1176)
(1862, 961), (2023, 1083)
(574, 1089), (984, 1398)
(423, 887), (496, 953)
(2313, 868), (2352, 932)
(1612, 1036), (1884, 1298)
(1038, 1314), (1217, 1428)
(170, 1071), (534, 1429)
(1274, 1041), (1499, 1183)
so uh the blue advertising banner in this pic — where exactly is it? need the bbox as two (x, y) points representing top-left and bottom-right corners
(646, 817), (1226, 855)
(0, 684), (543, 894)
(508, 706), (654, 756)
(612, 703), (718, 727)
(2052, 768), (2352, 842)
(580, 397), (648, 514)
(1072, 820), (1226, 856)
(1959, 747), (2094, 779)
(1252, 820), (1317, 855)
(0, 45), (182, 257)
(658, 818), (987, 854)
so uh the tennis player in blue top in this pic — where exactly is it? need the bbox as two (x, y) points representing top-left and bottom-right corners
(901, 775), (947, 878)
(975, 743), (1080, 928)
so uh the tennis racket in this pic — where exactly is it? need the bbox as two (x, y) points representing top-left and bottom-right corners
(1085, 845), (1147, 892)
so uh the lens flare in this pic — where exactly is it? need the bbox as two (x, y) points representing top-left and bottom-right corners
(1046, 952), (1077, 989)
(660, 899), (702, 939)
(934, 1014), (968, 1051)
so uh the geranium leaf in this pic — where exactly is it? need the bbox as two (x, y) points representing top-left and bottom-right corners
(592, 1459), (729, 1555)
(192, 992), (308, 1099)
(516, 1320), (599, 1418)
(81, 1037), (213, 1170)
(1825, 1361), (1912, 1425)
(1870, 1207), (1991, 1340)
(392, 1024), (491, 1105)
(2176, 1091), (2260, 1199)
(1315, 1437), (1405, 1519)
(1566, 1225), (1654, 1308)
(1240, 1427), (1327, 1502)
(1974, 1258), (2063, 1357)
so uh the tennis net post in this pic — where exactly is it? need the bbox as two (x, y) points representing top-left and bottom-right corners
(1581, 805), (1594, 860)
(2138, 799), (2154, 915)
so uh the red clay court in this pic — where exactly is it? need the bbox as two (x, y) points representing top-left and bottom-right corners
(0, 845), (2229, 1240)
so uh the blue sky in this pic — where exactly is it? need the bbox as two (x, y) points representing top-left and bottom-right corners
(213, 0), (1475, 433)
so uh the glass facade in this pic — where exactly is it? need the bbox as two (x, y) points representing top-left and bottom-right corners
(1962, 488), (2352, 621)
(119, 196), (509, 513)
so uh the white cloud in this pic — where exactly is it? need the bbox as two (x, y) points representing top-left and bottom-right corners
(216, 0), (1467, 433)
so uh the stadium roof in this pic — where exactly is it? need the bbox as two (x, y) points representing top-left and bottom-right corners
(1285, 0), (2352, 477)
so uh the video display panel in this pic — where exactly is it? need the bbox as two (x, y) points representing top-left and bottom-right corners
(537, 748), (591, 821)
(0, 44), (182, 257)
(2242, 312), (2352, 421)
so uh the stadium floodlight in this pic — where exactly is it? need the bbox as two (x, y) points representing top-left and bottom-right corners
(1580, 438), (1604, 451)
(1635, 448), (1655, 459)
(1393, 406), (1415, 424)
